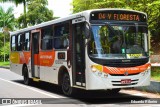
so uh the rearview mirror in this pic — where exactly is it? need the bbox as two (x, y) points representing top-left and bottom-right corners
(85, 22), (91, 39)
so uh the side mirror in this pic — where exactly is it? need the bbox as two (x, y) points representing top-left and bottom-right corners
(85, 22), (91, 39)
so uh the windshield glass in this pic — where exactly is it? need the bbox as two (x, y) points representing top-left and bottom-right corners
(88, 24), (148, 59)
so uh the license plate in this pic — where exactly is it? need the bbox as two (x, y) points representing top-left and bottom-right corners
(121, 79), (131, 84)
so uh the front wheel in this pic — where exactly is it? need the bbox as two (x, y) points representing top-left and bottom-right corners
(62, 73), (76, 96)
(23, 66), (31, 85)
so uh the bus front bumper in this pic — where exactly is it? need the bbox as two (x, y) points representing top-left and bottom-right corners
(86, 69), (150, 90)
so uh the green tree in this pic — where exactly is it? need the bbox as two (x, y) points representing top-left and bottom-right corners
(17, 0), (53, 28)
(90, 0), (126, 9)
(72, 0), (126, 13)
(0, 6), (15, 32)
(0, 6), (15, 62)
(0, 41), (10, 61)
(0, 0), (28, 27)
(72, 0), (92, 13)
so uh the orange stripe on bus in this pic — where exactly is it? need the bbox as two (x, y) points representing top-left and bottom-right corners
(11, 50), (55, 67)
(39, 50), (55, 67)
(103, 63), (150, 74)
(20, 52), (30, 64)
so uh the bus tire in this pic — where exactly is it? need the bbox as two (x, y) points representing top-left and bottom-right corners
(62, 73), (76, 96)
(23, 66), (30, 85)
(107, 88), (121, 95)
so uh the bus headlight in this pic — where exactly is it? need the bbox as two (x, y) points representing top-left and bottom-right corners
(91, 67), (97, 72)
(91, 66), (109, 78)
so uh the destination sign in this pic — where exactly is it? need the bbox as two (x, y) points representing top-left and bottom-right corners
(90, 10), (147, 22)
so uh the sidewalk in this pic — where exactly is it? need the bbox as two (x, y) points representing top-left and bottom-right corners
(0, 66), (160, 94)
(134, 81), (160, 93)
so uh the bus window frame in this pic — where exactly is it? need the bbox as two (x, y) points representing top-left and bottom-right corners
(53, 21), (70, 50)
(11, 35), (17, 51)
(23, 32), (31, 52)
(41, 25), (54, 51)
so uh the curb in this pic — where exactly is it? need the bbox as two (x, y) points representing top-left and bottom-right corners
(134, 81), (160, 93)
(0, 66), (10, 69)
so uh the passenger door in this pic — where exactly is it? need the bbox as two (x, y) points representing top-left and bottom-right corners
(31, 30), (40, 78)
(72, 22), (86, 87)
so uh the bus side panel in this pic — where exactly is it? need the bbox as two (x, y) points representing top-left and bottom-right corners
(40, 66), (56, 83)
(10, 52), (23, 76)
(22, 52), (31, 64)
(39, 51), (70, 85)
(39, 50), (57, 83)
(39, 50), (55, 67)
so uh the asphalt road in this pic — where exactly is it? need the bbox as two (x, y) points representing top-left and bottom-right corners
(0, 68), (160, 107)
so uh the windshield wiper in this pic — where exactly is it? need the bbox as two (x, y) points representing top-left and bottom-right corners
(106, 22), (127, 54)
(105, 22), (117, 36)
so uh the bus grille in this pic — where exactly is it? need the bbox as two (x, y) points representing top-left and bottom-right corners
(111, 79), (139, 86)
(110, 73), (140, 76)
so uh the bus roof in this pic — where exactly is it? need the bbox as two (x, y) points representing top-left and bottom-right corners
(10, 8), (146, 35)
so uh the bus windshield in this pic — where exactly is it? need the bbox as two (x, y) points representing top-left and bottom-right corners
(88, 24), (148, 59)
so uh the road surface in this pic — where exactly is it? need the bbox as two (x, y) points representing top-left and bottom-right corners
(0, 68), (160, 107)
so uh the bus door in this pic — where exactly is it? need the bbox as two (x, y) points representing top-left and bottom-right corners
(31, 30), (40, 78)
(72, 21), (86, 87)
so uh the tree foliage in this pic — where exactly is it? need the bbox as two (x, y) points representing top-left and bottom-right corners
(0, 6), (15, 32)
(17, 0), (53, 28)
(0, 6), (15, 43)
(0, 6), (15, 61)
(0, 41), (10, 61)
(1, 0), (25, 6)
(1, 0), (29, 27)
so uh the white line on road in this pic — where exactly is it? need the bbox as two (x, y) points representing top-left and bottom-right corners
(133, 93), (146, 96)
(0, 78), (60, 98)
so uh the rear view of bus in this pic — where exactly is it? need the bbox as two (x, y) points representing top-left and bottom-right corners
(85, 9), (150, 93)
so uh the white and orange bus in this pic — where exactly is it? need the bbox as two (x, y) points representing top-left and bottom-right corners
(10, 9), (150, 96)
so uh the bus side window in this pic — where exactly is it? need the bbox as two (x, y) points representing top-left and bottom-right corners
(11, 35), (16, 51)
(54, 38), (61, 49)
(24, 32), (30, 51)
(54, 22), (69, 49)
(17, 34), (24, 51)
(41, 26), (53, 50)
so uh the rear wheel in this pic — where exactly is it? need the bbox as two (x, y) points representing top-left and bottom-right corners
(23, 66), (31, 85)
(62, 73), (76, 96)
